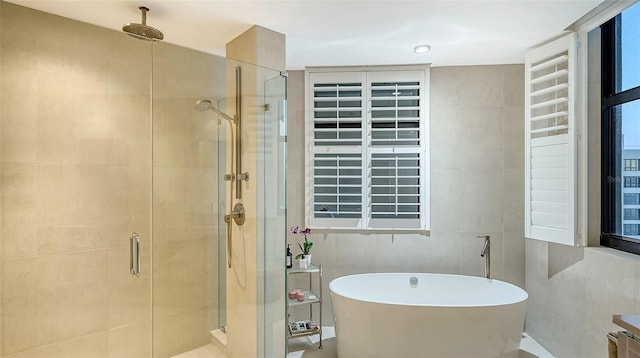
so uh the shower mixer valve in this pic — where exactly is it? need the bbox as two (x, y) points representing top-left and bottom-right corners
(224, 203), (246, 226)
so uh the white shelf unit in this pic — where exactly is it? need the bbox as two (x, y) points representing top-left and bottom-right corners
(286, 263), (323, 349)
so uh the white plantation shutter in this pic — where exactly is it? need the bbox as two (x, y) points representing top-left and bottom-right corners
(313, 153), (363, 219)
(367, 71), (427, 230)
(312, 81), (364, 147)
(306, 68), (429, 231)
(308, 72), (366, 229)
(369, 152), (423, 228)
(525, 33), (580, 246)
(370, 81), (421, 146)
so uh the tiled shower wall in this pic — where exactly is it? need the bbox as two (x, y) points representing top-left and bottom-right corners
(286, 65), (526, 324)
(0, 3), (224, 357)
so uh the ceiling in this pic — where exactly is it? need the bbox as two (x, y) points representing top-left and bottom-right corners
(6, 0), (604, 69)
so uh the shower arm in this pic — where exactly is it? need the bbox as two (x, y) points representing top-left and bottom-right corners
(209, 106), (237, 124)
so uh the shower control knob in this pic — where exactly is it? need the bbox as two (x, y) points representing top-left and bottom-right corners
(237, 172), (249, 181)
(224, 203), (246, 226)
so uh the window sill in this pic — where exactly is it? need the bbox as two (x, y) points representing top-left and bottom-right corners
(308, 228), (430, 237)
(586, 245), (640, 264)
(601, 235), (640, 256)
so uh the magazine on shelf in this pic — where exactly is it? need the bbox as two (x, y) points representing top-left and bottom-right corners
(288, 320), (318, 335)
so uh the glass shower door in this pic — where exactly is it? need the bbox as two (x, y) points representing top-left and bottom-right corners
(0, 7), (154, 356)
(261, 71), (288, 358)
(151, 41), (227, 357)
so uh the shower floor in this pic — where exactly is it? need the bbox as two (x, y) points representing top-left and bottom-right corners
(170, 344), (226, 358)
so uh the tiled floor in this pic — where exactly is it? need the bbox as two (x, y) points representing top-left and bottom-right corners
(172, 327), (554, 358)
(519, 333), (554, 358)
(287, 328), (555, 358)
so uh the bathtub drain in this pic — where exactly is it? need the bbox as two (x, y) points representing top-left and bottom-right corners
(409, 276), (418, 287)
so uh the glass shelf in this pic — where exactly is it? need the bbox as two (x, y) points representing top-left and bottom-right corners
(287, 290), (320, 307)
(287, 263), (320, 274)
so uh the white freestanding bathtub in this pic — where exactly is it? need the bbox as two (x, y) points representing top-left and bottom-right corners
(329, 273), (527, 358)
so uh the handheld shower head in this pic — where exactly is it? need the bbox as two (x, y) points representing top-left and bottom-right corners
(195, 99), (214, 112)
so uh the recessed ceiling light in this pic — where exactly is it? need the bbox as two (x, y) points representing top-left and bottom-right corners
(414, 45), (431, 54)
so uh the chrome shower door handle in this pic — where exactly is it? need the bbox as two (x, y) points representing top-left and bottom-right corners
(130, 232), (141, 278)
(136, 234), (141, 277)
(130, 234), (135, 276)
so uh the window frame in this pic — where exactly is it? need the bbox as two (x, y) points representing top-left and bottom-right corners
(600, 10), (640, 254)
(304, 66), (430, 233)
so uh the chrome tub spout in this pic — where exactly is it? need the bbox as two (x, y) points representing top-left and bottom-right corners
(478, 235), (490, 279)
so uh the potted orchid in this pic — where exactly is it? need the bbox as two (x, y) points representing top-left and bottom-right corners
(291, 226), (313, 264)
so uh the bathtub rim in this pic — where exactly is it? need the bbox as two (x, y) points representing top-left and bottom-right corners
(329, 272), (528, 308)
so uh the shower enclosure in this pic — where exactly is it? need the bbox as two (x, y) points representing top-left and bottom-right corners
(0, 3), (287, 357)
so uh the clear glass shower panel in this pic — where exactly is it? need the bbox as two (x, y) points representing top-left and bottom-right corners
(262, 71), (288, 358)
(151, 42), (227, 357)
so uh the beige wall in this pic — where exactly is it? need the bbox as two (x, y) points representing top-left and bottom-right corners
(524, 27), (640, 358)
(287, 65), (526, 324)
(0, 3), (223, 357)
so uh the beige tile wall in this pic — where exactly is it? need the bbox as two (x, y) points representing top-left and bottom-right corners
(524, 27), (640, 358)
(286, 65), (526, 325)
(1, 3), (224, 357)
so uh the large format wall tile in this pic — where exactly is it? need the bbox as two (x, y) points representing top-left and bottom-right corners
(108, 322), (151, 358)
(35, 333), (108, 358)
(1, 258), (37, 355)
(1, 163), (38, 259)
(108, 247), (151, 329)
(0, 71), (38, 163)
(36, 250), (109, 346)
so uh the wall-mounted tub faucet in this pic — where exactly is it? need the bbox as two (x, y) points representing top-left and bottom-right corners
(477, 235), (490, 279)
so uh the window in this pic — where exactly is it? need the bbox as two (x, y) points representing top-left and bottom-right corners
(625, 177), (640, 188)
(624, 193), (640, 205)
(625, 159), (639, 171)
(305, 67), (429, 231)
(601, 1), (640, 253)
(624, 224), (640, 236)
(624, 209), (640, 220)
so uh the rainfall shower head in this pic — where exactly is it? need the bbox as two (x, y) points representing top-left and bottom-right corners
(194, 99), (237, 123)
(122, 6), (164, 41)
